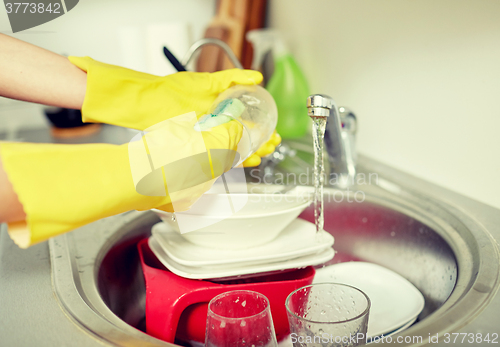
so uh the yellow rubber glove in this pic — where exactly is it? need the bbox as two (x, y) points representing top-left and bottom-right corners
(242, 131), (282, 167)
(0, 113), (242, 248)
(68, 56), (263, 130)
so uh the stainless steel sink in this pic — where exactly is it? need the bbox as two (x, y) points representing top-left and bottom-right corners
(48, 147), (500, 346)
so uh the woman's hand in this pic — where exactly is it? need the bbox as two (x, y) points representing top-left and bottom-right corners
(69, 56), (263, 130)
(0, 113), (243, 248)
(242, 131), (282, 167)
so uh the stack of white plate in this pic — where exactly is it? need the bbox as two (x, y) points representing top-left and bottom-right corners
(148, 218), (334, 280)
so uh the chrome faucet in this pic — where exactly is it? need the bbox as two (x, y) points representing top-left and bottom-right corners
(307, 95), (357, 187)
(181, 38), (243, 69)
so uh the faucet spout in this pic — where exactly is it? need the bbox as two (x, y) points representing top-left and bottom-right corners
(181, 38), (243, 70)
(307, 94), (356, 187)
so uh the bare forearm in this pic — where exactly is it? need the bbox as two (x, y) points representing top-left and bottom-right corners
(0, 157), (26, 223)
(0, 34), (86, 109)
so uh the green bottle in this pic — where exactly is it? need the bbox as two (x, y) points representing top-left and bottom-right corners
(247, 29), (311, 139)
(266, 53), (310, 139)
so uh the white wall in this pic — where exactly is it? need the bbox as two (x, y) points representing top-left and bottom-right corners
(268, 0), (500, 209)
(0, 0), (215, 129)
(0, 0), (215, 64)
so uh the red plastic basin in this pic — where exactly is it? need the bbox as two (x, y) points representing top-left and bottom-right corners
(137, 239), (315, 344)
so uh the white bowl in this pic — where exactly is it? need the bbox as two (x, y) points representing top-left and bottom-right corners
(153, 193), (312, 249)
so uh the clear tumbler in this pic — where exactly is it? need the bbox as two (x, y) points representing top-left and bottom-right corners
(206, 290), (278, 347)
(286, 283), (370, 347)
(206, 84), (278, 164)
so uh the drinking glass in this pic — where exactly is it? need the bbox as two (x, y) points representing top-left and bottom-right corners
(206, 290), (278, 347)
(286, 283), (370, 347)
(207, 84), (278, 164)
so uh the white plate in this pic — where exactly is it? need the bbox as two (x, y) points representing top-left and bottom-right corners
(379, 317), (416, 338)
(313, 262), (425, 337)
(278, 318), (417, 347)
(148, 237), (334, 280)
(152, 219), (334, 266)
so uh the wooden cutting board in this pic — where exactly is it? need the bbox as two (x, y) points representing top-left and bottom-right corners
(241, 0), (267, 69)
(197, 0), (250, 72)
(196, 26), (229, 72)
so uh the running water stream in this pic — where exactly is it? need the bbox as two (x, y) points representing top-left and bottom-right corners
(312, 117), (327, 233)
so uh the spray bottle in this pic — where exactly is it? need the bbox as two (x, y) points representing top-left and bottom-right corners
(247, 29), (310, 139)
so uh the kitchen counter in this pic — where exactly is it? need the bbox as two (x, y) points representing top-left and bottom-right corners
(0, 228), (102, 346)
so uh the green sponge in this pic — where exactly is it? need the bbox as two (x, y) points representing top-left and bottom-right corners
(195, 98), (245, 131)
(213, 98), (245, 117)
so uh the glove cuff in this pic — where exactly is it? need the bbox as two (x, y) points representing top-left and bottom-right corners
(0, 142), (169, 248)
(68, 56), (160, 130)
